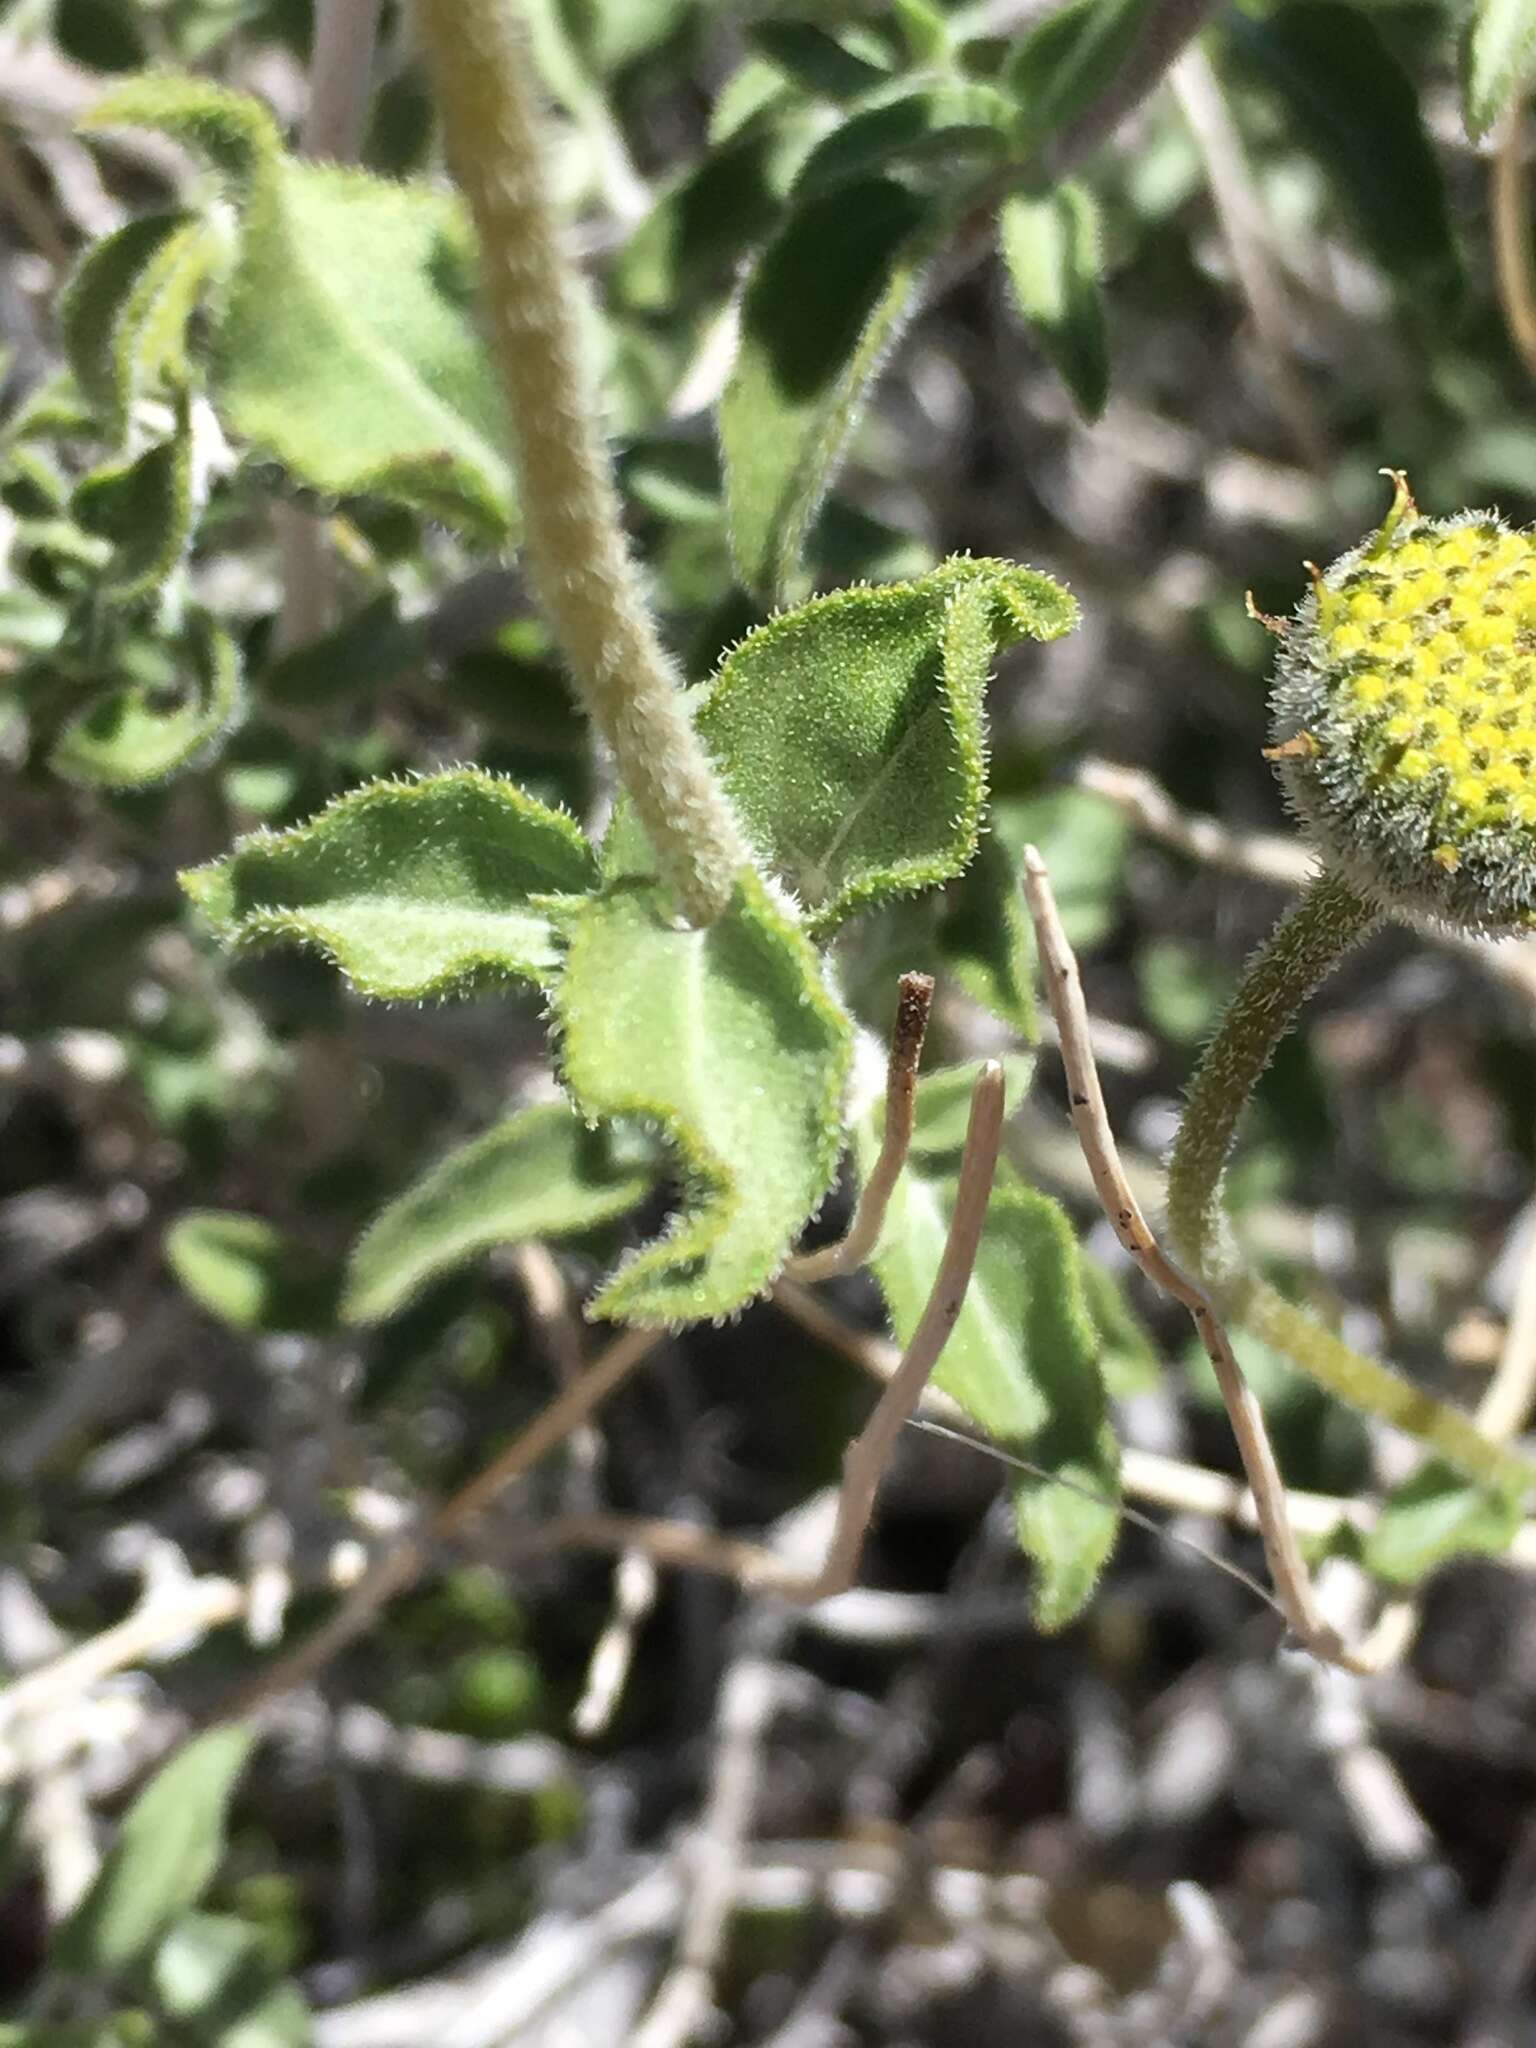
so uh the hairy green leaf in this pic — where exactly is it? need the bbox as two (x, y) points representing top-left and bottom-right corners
(557, 869), (851, 1324)
(55, 1727), (255, 1976)
(721, 174), (935, 602)
(344, 1101), (659, 1323)
(699, 557), (1076, 931)
(87, 78), (515, 534)
(51, 612), (244, 788)
(1000, 184), (1109, 421)
(60, 210), (221, 443)
(1464, 0), (1536, 140)
(1226, 3), (1459, 300)
(152, 1915), (309, 2048)
(182, 770), (596, 998)
(906, 1054), (1037, 1158)
(166, 1211), (339, 1332)
(1363, 1459), (1523, 1585)
(869, 1151), (1119, 1627)
(1077, 1258), (1161, 1398)
(71, 393), (195, 603)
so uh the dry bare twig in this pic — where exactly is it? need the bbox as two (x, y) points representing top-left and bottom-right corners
(788, 971), (933, 1282)
(1020, 843), (1374, 1672)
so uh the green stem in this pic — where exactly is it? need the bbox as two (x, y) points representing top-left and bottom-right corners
(1168, 867), (1536, 1496)
(1168, 867), (1379, 1275)
(413, 0), (749, 926)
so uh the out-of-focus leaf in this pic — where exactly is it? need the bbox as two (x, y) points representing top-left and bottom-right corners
(55, 1727), (255, 1976)
(152, 1914), (309, 2048)
(1226, 2), (1459, 300)
(59, 210), (221, 443)
(556, 868), (851, 1323)
(86, 78), (515, 535)
(721, 175), (935, 602)
(1078, 1257), (1161, 1397)
(344, 1102), (660, 1323)
(999, 183), (1109, 420)
(0, 2025), (153, 2047)
(868, 1151), (1119, 1628)
(181, 771), (596, 999)
(790, 83), (1015, 202)
(51, 613), (244, 788)
(615, 130), (784, 314)
(1006, 0), (1148, 149)
(71, 391), (195, 602)
(749, 18), (892, 99)
(1138, 937), (1233, 1046)
(1463, 0), (1536, 141)
(936, 829), (1038, 1036)
(699, 557), (1077, 931)
(1363, 1458), (1524, 1584)
(907, 1054), (1036, 1157)
(991, 788), (1129, 948)
(166, 1211), (339, 1332)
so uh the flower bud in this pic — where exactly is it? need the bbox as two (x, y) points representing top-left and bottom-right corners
(1271, 473), (1536, 931)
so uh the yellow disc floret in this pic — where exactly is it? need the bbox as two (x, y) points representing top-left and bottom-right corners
(1270, 475), (1536, 930)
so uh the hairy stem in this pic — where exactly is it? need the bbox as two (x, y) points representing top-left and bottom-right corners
(1168, 868), (1535, 1494)
(413, 0), (749, 925)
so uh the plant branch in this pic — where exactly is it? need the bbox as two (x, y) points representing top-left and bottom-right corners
(788, 971), (933, 1282)
(211, 1325), (666, 1719)
(412, 0), (749, 925)
(1021, 845), (1366, 1670)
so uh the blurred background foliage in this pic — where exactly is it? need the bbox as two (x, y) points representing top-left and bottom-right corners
(8, 0), (1536, 2041)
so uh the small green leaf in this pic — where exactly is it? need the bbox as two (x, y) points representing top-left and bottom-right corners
(51, 612), (245, 789)
(721, 174), (935, 602)
(152, 1915), (309, 2048)
(1226, 3), (1460, 300)
(936, 830), (1038, 1036)
(344, 1101), (660, 1324)
(71, 392), (196, 603)
(869, 1151), (1119, 1627)
(749, 19), (892, 100)
(1077, 1257), (1160, 1398)
(699, 557), (1077, 931)
(1006, 0), (1148, 149)
(790, 84), (1015, 202)
(60, 210), (221, 443)
(181, 770), (596, 999)
(999, 183), (1108, 421)
(55, 1727), (256, 1977)
(990, 787), (1128, 948)
(88, 79), (515, 535)
(556, 868), (852, 1324)
(1363, 1458), (1523, 1585)
(166, 1212), (339, 1332)
(907, 1054), (1037, 1158)
(1464, 0), (1536, 140)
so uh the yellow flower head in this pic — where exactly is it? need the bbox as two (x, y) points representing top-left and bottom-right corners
(1271, 474), (1536, 930)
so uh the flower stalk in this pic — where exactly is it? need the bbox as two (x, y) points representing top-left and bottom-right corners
(413, 0), (749, 925)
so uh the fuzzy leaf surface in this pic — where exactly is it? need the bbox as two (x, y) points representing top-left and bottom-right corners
(557, 869), (851, 1324)
(51, 613), (244, 788)
(699, 557), (1076, 931)
(181, 770), (596, 998)
(721, 174), (934, 602)
(868, 1148), (1119, 1627)
(1000, 184), (1109, 421)
(87, 78), (515, 534)
(60, 210), (220, 443)
(345, 1102), (659, 1324)
(71, 392), (195, 603)
(789, 83), (1015, 201)
(1463, 0), (1536, 139)
(55, 1727), (255, 1976)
